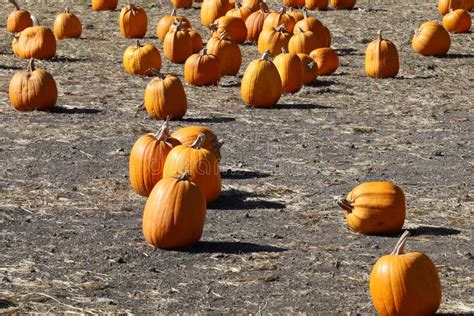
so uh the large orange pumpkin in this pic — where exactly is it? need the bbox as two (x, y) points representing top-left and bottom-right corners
(144, 73), (187, 120)
(142, 172), (207, 249)
(206, 32), (242, 76)
(119, 4), (147, 38)
(331, 0), (356, 9)
(438, 0), (466, 15)
(243, 0), (267, 11)
(294, 8), (331, 47)
(171, 126), (223, 160)
(263, 7), (296, 32)
(245, 5), (268, 42)
(163, 134), (221, 203)
(156, 9), (192, 42)
(12, 18), (56, 60)
(305, 0), (328, 10)
(274, 48), (303, 93)
(365, 30), (399, 79)
(210, 16), (247, 44)
(336, 181), (406, 234)
(54, 7), (82, 39)
(412, 21), (451, 56)
(226, 2), (253, 22)
(310, 47), (339, 76)
(258, 24), (292, 57)
(7, 0), (32, 33)
(164, 21), (193, 63)
(201, 0), (230, 27)
(91, 0), (118, 11)
(123, 40), (162, 75)
(370, 231), (442, 316)
(442, 9), (472, 33)
(172, 0), (193, 9)
(289, 28), (325, 54)
(184, 49), (221, 86)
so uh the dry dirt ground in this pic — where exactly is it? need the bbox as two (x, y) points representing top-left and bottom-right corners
(1, 0), (473, 314)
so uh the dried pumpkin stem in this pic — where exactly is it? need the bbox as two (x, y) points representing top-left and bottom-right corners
(200, 48), (208, 56)
(279, 6), (286, 14)
(378, 30), (383, 41)
(298, 26), (304, 34)
(155, 117), (171, 140)
(307, 61), (316, 70)
(65, 7), (70, 14)
(135, 39), (142, 48)
(302, 7), (309, 19)
(391, 230), (410, 255)
(9, 0), (21, 10)
(335, 197), (354, 211)
(177, 171), (191, 181)
(190, 133), (206, 149)
(27, 58), (35, 72)
(260, 50), (271, 60)
(171, 8), (177, 16)
(31, 15), (40, 26)
(281, 47), (287, 54)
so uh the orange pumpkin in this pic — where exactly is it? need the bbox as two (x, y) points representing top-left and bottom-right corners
(163, 134), (221, 203)
(129, 120), (181, 197)
(305, 0), (328, 10)
(206, 32), (242, 76)
(91, 0), (118, 11)
(297, 53), (318, 84)
(156, 9), (192, 42)
(263, 7), (296, 32)
(241, 50), (283, 108)
(258, 24), (292, 56)
(438, 0), (466, 15)
(189, 29), (203, 53)
(336, 181), (405, 234)
(9, 59), (57, 111)
(309, 47), (339, 76)
(7, 0), (32, 33)
(289, 28), (325, 54)
(164, 21), (193, 63)
(465, 0), (474, 10)
(142, 172), (207, 249)
(184, 49), (221, 86)
(12, 18), (56, 60)
(370, 231), (442, 316)
(226, 2), (253, 22)
(245, 5), (269, 42)
(172, 0), (193, 9)
(442, 9), (471, 33)
(201, 0), (230, 26)
(54, 7), (82, 39)
(119, 4), (147, 38)
(171, 126), (223, 160)
(287, 8), (304, 21)
(294, 8), (331, 47)
(274, 48), (303, 93)
(123, 40), (162, 75)
(284, 0), (305, 9)
(144, 73), (187, 120)
(412, 21), (451, 56)
(211, 16), (247, 44)
(331, 0), (356, 9)
(243, 0), (267, 11)
(365, 30), (399, 79)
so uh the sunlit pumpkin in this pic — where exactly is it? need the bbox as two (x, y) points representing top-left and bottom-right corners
(206, 32), (242, 76)
(263, 7), (296, 32)
(226, 2), (253, 22)
(438, 0), (466, 15)
(91, 0), (118, 11)
(245, 4), (269, 42)
(54, 7), (82, 39)
(144, 73), (188, 120)
(412, 21), (451, 56)
(119, 4), (147, 38)
(172, 0), (193, 9)
(12, 17), (56, 60)
(331, 0), (356, 9)
(123, 40), (162, 75)
(189, 29), (203, 53)
(442, 9), (471, 33)
(184, 49), (221, 86)
(171, 126), (223, 161)
(156, 9), (191, 42)
(7, 0), (32, 33)
(210, 16), (247, 44)
(305, 0), (328, 10)
(274, 48), (303, 93)
(258, 24), (292, 57)
(294, 8), (331, 47)
(243, 0), (267, 11)
(365, 30), (399, 78)
(297, 53), (318, 84)
(164, 21), (193, 63)
(289, 28), (325, 54)
(287, 7), (304, 21)
(309, 47), (339, 76)
(201, 0), (230, 26)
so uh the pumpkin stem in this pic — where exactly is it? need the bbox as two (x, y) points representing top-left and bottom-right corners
(260, 50), (271, 61)
(155, 117), (171, 140)
(135, 39), (142, 48)
(9, 0), (21, 10)
(302, 7), (309, 19)
(279, 6), (286, 14)
(190, 133), (206, 149)
(65, 7), (70, 14)
(200, 48), (208, 56)
(171, 8), (177, 16)
(377, 30), (383, 41)
(298, 26), (304, 34)
(281, 47), (287, 54)
(335, 197), (354, 212)
(209, 23), (218, 33)
(275, 23), (288, 33)
(27, 58), (35, 72)
(391, 230), (410, 255)
(235, 2), (242, 9)
(219, 30), (231, 40)
(307, 61), (316, 70)
(177, 171), (191, 181)
(31, 15), (40, 26)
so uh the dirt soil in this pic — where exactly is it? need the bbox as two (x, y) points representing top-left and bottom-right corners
(1, 0), (473, 314)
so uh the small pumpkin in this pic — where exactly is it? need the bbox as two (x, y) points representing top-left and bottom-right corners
(7, 0), (32, 33)
(172, 0), (193, 9)
(412, 21), (451, 56)
(274, 48), (303, 93)
(289, 27), (325, 54)
(245, 4), (269, 42)
(226, 2), (253, 22)
(54, 7), (82, 39)
(119, 4), (147, 39)
(164, 21), (193, 63)
(241, 50), (283, 108)
(287, 8), (304, 21)
(91, 0), (118, 11)
(442, 9), (471, 33)
(129, 119), (181, 197)
(365, 30), (399, 79)
(309, 47), (339, 76)
(336, 181), (406, 234)
(243, 0), (267, 11)
(142, 172), (207, 249)
(123, 40), (162, 75)
(210, 16), (247, 44)
(297, 53), (318, 84)
(201, 0), (230, 27)
(370, 231), (442, 316)
(156, 9), (192, 42)
(9, 59), (57, 111)
(305, 0), (329, 10)
(258, 24), (292, 57)
(189, 29), (204, 53)
(294, 8), (331, 47)
(438, 0), (466, 15)
(163, 134), (222, 203)
(206, 32), (242, 76)
(263, 7), (296, 32)
(144, 72), (188, 120)
(171, 126), (223, 160)
(331, 0), (356, 9)
(12, 17), (56, 60)
(184, 49), (221, 86)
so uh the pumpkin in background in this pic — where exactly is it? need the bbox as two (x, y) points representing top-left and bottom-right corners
(119, 4), (147, 38)
(7, 0), (32, 33)
(201, 0), (230, 26)
(289, 28), (325, 54)
(443, 9), (471, 33)
(210, 16), (247, 44)
(438, 0), (466, 15)
(226, 2), (253, 22)
(370, 231), (442, 316)
(243, 0), (267, 11)
(274, 48), (303, 93)
(245, 4), (269, 42)
(171, 126), (223, 161)
(163, 134), (222, 203)
(164, 21), (193, 63)
(294, 8), (331, 47)
(287, 8), (304, 21)
(129, 120), (181, 197)
(156, 9), (192, 42)
(284, 0), (305, 9)
(331, 0), (356, 9)
(92, 0), (118, 11)
(123, 40), (162, 75)
(297, 53), (318, 84)
(305, 0), (328, 10)
(241, 50), (283, 108)
(310, 47), (339, 75)
(258, 24), (292, 56)
(12, 17), (56, 60)
(365, 30), (399, 79)
(184, 49), (221, 86)
(189, 29), (203, 53)
(9, 59), (57, 111)
(336, 181), (406, 234)
(142, 172), (207, 249)
(412, 21), (451, 56)
(206, 32), (242, 76)
(54, 7), (82, 39)
(172, 0), (193, 9)
(144, 73), (188, 120)
(263, 7), (296, 32)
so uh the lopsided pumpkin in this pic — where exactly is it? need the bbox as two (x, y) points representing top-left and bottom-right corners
(297, 53), (318, 84)
(119, 4), (147, 38)
(12, 17), (56, 60)
(245, 4), (269, 42)
(412, 21), (451, 56)
(206, 31), (242, 76)
(164, 21), (193, 63)
(156, 9), (192, 42)
(226, 2), (253, 22)
(294, 8), (331, 47)
(438, 0), (466, 15)
(92, 0), (118, 11)
(7, 0), (32, 33)
(263, 7), (296, 32)
(442, 9), (471, 33)
(365, 30), (399, 79)
(184, 49), (221, 86)
(54, 7), (82, 39)
(274, 48), (303, 93)
(210, 16), (247, 44)
(123, 40), (162, 75)
(201, 0), (230, 26)
(258, 24), (292, 56)
(310, 47), (339, 76)
(171, 126), (223, 160)
(289, 27), (325, 54)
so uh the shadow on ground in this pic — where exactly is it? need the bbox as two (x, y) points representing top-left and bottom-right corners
(185, 241), (287, 254)
(209, 189), (285, 210)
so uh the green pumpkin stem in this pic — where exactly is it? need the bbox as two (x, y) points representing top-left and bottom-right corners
(391, 231), (410, 255)
(190, 133), (206, 149)
(335, 197), (354, 212)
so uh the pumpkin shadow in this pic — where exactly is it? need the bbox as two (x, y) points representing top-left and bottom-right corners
(441, 53), (474, 59)
(51, 106), (102, 114)
(221, 169), (271, 179)
(335, 48), (361, 56)
(305, 80), (336, 88)
(274, 103), (333, 110)
(396, 75), (436, 80)
(208, 189), (285, 210)
(182, 116), (235, 123)
(408, 226), (461, 237)
(50, 55), (91, 63)
(220, 81), (241, 88)
(183, 241), (287, 254)
(0, 299), (16, 309)
(0, 64), (23, 70)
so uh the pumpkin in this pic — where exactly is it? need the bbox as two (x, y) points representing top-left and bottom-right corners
(443, 9), (471, 33)
(129, 120), (181, 197)
(305, 0), (328, 10)
(172, 0), (193, 9)
(53, 7), (82, 39)
(258, 24), (292, 57)
(201, 0), (230, 27)
(91, 0), (118, 11)
(284, 0), (305, 9)
(294, 8), (331, 47)
(184, 49), (221, 86)
(336, 181), (405, 234)
(241, 50), (283, 108)
(206, 32), (242, 76)
(119, 4), (147, 38)
(156, 9), (192, 42)
(370, 231), (442, 316)
(171, 126), (223, 160)
(465, 0), (474, 10)
(245, 5), (269, 42)
(289, 28), (325, 54)
(365, 30), (399, 79)
(243, 0), (267, 11)
(123, 40), (162, 75)
(9, 59), (57, 111)
(7, 0), (32, 33)
(12, 17), (56, 60)
(163, 134), (221, 203)
(412, 21), (451, 56)
(144, 73), (188, 120)
(331, 0), (356, 9)
(274, 48), (303, 93)
(210, 16), (247, 44)
(226, 2), (253, 22)
(287, 8), (305, 21)
(297, 53), (318, 84)
(263, 7), (296, 32)
(309, 47), (339, 75)
(142, 172), (207, 249)
(438, 0), (466, 15)
(189, 29), (203, 53)
(164, 21), (193, 63)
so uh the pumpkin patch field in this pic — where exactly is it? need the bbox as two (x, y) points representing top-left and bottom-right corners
(1, 0), (473, 314)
